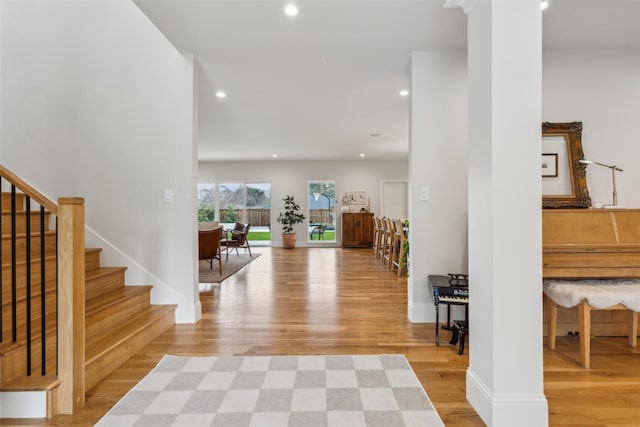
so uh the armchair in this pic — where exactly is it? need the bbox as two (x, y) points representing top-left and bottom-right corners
(199, 226), (223, 274)
(221, 223), (252, 260)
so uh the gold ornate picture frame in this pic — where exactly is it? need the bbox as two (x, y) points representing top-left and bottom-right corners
(542, 122), (591, 208)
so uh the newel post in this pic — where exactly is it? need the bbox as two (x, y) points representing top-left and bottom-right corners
(57, 197), (86, 413)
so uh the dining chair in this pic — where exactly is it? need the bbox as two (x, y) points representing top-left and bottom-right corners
(221, 223), (252, 260)
(391, 218), (406, 276)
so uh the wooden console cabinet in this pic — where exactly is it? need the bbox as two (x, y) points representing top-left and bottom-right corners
(342, 212), (374, 248)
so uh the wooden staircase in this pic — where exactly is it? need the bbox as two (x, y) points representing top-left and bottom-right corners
(83, 248), (176, 392)
(0, 177), (176, 418)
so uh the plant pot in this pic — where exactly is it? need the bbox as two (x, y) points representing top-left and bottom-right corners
(282, 232), (297, 249)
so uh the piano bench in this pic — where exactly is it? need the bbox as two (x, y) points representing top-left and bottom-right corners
(449, 320), (468, 355)
(543, 280), (640, 369)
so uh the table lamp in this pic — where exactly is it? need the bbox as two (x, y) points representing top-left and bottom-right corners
(579, 159), (623, 207)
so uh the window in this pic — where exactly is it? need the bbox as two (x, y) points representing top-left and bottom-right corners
(197, 182), (272, 243)
(308, 181), (336, 242)
(219, 182), (245, 224)
(197, 183), (215, 222)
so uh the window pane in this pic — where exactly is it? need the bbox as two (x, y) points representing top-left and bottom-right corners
(197, 183), (216, 222)
(246, 183), (271, 242)
(308, 181), (336, 242)
(219, 182), (245, 224)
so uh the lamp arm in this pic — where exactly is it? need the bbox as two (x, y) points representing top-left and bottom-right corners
(591, 160), (624, 172)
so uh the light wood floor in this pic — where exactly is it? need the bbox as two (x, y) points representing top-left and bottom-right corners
(3, 247), (640, 426)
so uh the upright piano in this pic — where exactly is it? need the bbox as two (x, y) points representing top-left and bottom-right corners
(543, 209), (640, 279)
(543, 208), (640, 336)
(429, 274), (468, 346)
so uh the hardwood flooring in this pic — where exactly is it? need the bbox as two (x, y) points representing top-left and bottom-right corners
(2, 247), (640, 426)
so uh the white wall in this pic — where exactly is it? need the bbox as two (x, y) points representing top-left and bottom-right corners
(198, 159), (407, 247)
(408, 51), (468, 322)
(0, 1), (200, 322)
(543, 49), (640, 208)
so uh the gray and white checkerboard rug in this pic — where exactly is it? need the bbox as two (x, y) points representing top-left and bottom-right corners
(95, 354), (444, 427)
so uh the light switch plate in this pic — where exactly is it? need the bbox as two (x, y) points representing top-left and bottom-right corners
(419, 187), (429, 201)
(164, 189), (173, 203)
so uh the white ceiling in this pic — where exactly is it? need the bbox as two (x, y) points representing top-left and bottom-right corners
(134, 0), (640, 162)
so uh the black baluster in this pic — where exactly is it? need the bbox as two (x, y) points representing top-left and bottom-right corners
(26, 196), (32, 375)
(11, 185), (17, 342)
(41, 205), (46, 375)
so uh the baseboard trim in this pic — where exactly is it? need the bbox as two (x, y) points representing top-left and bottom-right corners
(467, 368), (549, 427)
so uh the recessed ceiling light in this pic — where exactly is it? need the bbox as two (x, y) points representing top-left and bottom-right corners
(360, 153), (366, 158)
(216, 91), (226, 98)
(399, 89), (409, 97)
(284, 3), (298, 16)
(541, 1), (549, 10)
(272, 154), (278, 158)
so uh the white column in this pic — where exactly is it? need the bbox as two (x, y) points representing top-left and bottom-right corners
(451, 0), (548, 425)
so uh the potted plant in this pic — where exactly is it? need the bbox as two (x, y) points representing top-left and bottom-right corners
(276, 195), (306, 249)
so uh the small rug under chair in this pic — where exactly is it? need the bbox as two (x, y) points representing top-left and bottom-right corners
(95, 354), (444, 427)
(199, 253), (260, 284)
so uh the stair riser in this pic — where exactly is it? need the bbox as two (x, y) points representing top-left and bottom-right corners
(1, 296), (57, 346)
(85, 249), (101, 273)
(1, 263), (57, 306)
(1, 233), (57, 266)
(1, 335), (57, 385)
(84, 307), (175, 391)
(1, 212), (53, 235)
(0, 193), (26, 211)
(85, 271), (126, 300)
(86, 290), (151, 339)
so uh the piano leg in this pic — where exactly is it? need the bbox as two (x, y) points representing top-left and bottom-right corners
(435, 303), (440, 346)
(442, 303), (452, 330)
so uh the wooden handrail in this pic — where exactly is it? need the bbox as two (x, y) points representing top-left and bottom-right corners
(0, 165), (58, 215)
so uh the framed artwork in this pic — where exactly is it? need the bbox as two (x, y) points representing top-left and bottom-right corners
(344, 191), (367, 205)
(541, 122), (591, 208)
(541, 153), (558, 177)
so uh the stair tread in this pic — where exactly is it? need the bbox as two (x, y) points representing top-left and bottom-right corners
(86, 285), (152, 314)
(85, 304), (176, 363)
(0, 340), (23, 356)
(0, 210), (49, 215)
(1, 254), (57, 269)
(1, 230), (56, 239)
(0, 374), (60, 391)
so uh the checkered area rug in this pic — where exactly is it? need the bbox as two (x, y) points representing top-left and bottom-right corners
(95, 354), (444, 427)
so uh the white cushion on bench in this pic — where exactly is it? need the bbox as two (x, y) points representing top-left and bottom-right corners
(543, 279), (640, 311)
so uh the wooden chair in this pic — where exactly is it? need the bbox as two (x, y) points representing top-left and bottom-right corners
(375, 217), (387, 261)
(372, 217), (382, 257)
(390, 218), (406, 276)
(221, 223), (252, 260)
(381, 218), (394, 266)
(198, 226), (223, 274)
